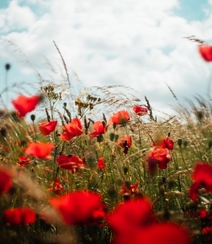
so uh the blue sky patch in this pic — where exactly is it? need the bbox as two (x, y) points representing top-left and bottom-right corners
(0, 0), (10, 9)
(175, 0), (209, 21)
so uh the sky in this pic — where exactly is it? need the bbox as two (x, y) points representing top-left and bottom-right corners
(1, 0), (212, 119)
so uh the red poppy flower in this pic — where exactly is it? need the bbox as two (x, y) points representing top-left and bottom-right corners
(12, 94), (41, 117)
(88, 121), (107, 138)
(48, 178), (64, 195)
(161, 137), (174, 150)
(39, 120), (57, 136)
(60, 118), (83, 141)
(0, 167), (13, 196)
(199, 209), (207, 219)
(199, 44), (212, 62)
(137, 223), (191, 244)
(147, 146), (171, 175)
(49, 191), (105, 225)
(18, 156), (30, 167)
(25, 142), (54, 159)
(4, 207), (36, 225)
(107, 198), (190, 244)
(97, 157), (106, 169)
(153, 137), (174, 150)
(117, 136), (132, 154)
(202, 226), (212, 235)
(107, 198), (155, 235)
(112, 224), (190, 244)
(189, 162), (212, 201)
(56, 154), (85, 173)
(133, 105), (148, 116)
(109, 110), (130, 125)
(120, 182), (139, 196)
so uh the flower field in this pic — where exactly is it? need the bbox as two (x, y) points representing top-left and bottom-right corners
(1, 43), (212, 244)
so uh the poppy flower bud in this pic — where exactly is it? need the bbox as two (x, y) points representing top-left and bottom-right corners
(30, 114), (36, 122)
(208, 140), (212, 149)
(114, 134), (119, 142)
(113, 123), (117, 130)
(183, 141), (188, 148)
(107, 186), (118, 199)
(97, 134), (104, 142)
(177, 138), (182, 147)
(5, 63), (11, 71)
(109, 133), (115, 141)
(123, 166), (128, 175)
(0, 127), (7, 137)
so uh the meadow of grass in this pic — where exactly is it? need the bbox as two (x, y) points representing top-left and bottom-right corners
(1, 42), (212, 244)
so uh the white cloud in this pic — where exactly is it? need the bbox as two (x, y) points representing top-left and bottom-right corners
(1, 0), (212, 118)
(0, 0), (36, 33)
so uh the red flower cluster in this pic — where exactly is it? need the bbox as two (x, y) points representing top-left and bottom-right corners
(120, 182), (139, 197)
(4, 207), (36, 225)
(39, 120), (57, 136)
(147, 136), (174, 175)
(202, 226), (212, 235)
(18, 156), (30, 167)
(133, 105), (148, 116)
(48, 178), (64, 195)
(56, 154), (85, 173)
(107, 198), (190, 244)
(60, 118), (83, 140)
(147, 146), (171, 175)
(197, 209), (212, 236)
(199, 44), (212, 62)
(25, 142), (54, 159)
(88, 121), (107, 138)
(12, 95), (41, 117)
(97, 157), (106, 169)
(153, 136), (174, 150)
(189, 162), (212, 201)
(117, 136), (132, 154)
(0, 167), (13, 196)
(109, 110), (130, 125)
(49, 191), (105, 225)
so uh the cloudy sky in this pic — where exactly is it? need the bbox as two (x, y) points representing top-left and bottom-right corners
(1, 0), (212, 118)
